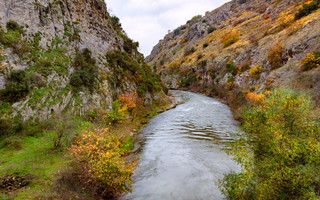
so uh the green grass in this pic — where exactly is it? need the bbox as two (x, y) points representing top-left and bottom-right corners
(0, 119), (86, 199)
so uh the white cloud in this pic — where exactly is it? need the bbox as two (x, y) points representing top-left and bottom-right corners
(105, 0), (230, 56)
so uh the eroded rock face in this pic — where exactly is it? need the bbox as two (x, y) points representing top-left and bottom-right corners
(0, 0), (121, 57)
(0, 0), (152, 121)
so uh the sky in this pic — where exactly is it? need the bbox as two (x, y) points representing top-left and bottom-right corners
(105, 0), (230, 56)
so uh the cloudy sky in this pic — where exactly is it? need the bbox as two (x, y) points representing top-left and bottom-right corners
(105, 0), (230, 56)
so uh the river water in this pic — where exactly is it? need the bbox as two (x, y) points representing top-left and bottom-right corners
(122, 90), (240, 200)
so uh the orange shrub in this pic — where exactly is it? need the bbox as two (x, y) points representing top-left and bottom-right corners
(268, 42), (284, 69)
(262, 14), (270, 20)
(119, 91), (138, 113)
(247, 92), (266, 105)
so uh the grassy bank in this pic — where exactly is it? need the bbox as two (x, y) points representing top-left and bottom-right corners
(0, 93), (173, 199)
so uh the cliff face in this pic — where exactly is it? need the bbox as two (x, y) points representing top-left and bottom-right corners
(147, 0), (320, 106)
(0, 0), (161, 121)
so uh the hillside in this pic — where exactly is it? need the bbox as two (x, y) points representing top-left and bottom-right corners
(0, 0), (168, 199)
(0, 0), (163, 121)
(147, 0), (320, 115)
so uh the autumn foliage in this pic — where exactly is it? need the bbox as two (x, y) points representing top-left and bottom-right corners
(268, 42), (284, 69)
(222, 31), (240, 48)
(70, 127), (135, 198)
(119, 90), (138, 113)
(249, 65), (262, 79)
(301, 51), (320, 71)
(220, 88), (320, 199)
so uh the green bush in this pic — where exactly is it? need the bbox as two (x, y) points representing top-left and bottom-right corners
(295, 0), (320, 20)
(180, 73), (197, 87)
(70, 48), (98, 92)
(220, 88), (320, 200)
(226, 60), (237, 75)
(207, 27), (216, 34)
(187, 15), (202, 24)
(6, 20), (23, 33)
(1, 70), (36, 102)
(106, 50), (162, 97)
(203, 43), (209, 48)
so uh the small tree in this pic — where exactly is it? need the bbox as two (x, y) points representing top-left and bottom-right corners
(268, 42), (284, 69)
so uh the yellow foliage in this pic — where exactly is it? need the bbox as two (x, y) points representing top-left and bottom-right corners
(301, 52), (320, 71)
(227, 82), (235, 90)
(70, 128), (135, 196)
(222, 30), (240, 48)
(249, 65), (263, 79)
(180, 37), (188, 44)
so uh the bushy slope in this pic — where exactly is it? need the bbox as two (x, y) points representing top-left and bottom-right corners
(147, 0), (320, 112)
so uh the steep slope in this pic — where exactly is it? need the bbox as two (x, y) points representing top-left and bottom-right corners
(147, 0), (320, 113)
(0, 0), (163, 121)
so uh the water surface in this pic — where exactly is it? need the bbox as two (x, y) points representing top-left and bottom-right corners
(123, 90), (240, 200)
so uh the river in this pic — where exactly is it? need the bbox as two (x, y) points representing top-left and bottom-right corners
(122, 90), (241, 200)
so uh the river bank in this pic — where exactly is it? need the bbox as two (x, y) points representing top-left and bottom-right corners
(121, 90), (240, 200)
(0, 93), (174, 200)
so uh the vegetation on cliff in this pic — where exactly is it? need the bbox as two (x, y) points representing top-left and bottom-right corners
(0, 0), (168, 199)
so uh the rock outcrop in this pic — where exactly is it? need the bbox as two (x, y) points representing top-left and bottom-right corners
(0, 0), (162, 121)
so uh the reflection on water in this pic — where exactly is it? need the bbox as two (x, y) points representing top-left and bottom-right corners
(122, 90), (240, 200)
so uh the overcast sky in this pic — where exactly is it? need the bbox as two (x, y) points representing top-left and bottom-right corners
(105, 0), (230, 56)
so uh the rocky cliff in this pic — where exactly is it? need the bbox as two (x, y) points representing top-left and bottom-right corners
(147, 0), (320, 109)
(0, 0), (163, 121)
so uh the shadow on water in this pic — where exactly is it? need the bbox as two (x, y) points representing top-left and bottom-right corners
(122, 90), (241, 200)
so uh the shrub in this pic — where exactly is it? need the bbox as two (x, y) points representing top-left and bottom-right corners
(301, 51), (320, 71)
(236, 60), (251, 73)
(197, 53), (203, 60)
(173, 28), (180, 36)
(207, 27), (216, 34)
(6, 20), (23, 33)
(220, 88), (320, 200)
(106, 51), (162, 97)
(203, 43), (209, 48)
(249, 65), (263, 79)
(295, 0), (320, 20)
(187, 15), (202, 24)
(184, 47), (196, 56)
(119, 91), (138, 114)
(180, 73), (196, 87)
(70, 48), (98, 92)
(1, 70), (35, 102)
(70, 128), (135, 198)
(198, 60), (207, 68)
(226, 60), (237, 75)
(222, 31), (240, 48)
(180, 37), (188, 44)
(0, 28), (21, 47)
(268, 42), (284, 69)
